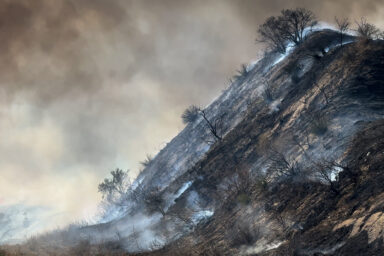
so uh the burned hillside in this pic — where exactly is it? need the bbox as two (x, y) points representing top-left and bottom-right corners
(1, 17), (384, 256)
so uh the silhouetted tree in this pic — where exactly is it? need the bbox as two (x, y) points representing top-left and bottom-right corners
(182, 105), (223, 141)
(257, 16), (287, 53)
(335, 17), (350, 47)
(200, 109), (223, 141)
(280, 8), (317, 45)
(257, 8), (317, 53)
(356, 18), (381, 40)
(182, 105), (200, 124)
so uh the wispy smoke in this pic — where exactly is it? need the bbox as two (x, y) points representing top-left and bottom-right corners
(0, 0), (383, 243)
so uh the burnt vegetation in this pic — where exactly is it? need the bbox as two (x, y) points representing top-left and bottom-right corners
(231, 64), (249, 83)
(257, 8), (317, 53)
(2, 7), (384, 256)
(356, 18), (382, 40)
(182, 105), (224, 142)
(335, 17), (350, 47)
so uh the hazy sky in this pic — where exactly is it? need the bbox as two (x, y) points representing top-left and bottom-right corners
(0, 0), (383, 229)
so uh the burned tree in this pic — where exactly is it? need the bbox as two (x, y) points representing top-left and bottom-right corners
(199, 109), (223, 141)
(280, 8), (317, 45)
(356, 18), (381, 40)
(335, 17), (350, 47)
(257, 16), (287, 54)
(257, 8), (317, 53)
(182, 105), (223, 141)
(181, 105), (200, 124)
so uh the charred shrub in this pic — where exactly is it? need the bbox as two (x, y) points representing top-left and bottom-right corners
(140, 154), (153, 168)
(310, 159), (348, 194)
(220, 168), (254, 203)
(232, 64), (249, 83)
(266, 149), (304, 183)
(182, 105), (200, 124)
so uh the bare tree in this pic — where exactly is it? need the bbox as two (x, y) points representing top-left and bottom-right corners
(280, 8), (317, 45)
(356, 18), (381, 40)
(257, 16), (287, 54)
(335, 17), (350, 47)
(182, 105), (223, 141)
(257, 8), (317, 53)
(200, 109), (223, 141)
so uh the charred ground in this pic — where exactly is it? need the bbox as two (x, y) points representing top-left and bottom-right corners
(1, 29), (384, 256)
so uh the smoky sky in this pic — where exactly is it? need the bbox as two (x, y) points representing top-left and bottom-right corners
(0, 0), (383, 228)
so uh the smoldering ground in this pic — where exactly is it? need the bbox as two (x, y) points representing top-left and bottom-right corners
(0, 0), (383, 243)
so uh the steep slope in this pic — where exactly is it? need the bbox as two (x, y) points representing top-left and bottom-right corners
(134, 30), (384, 255)
(1, 29), (383, 256)
(144, 120), (384, 256)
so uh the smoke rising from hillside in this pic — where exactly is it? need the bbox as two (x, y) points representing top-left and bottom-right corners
(0, 0), (383, 240)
